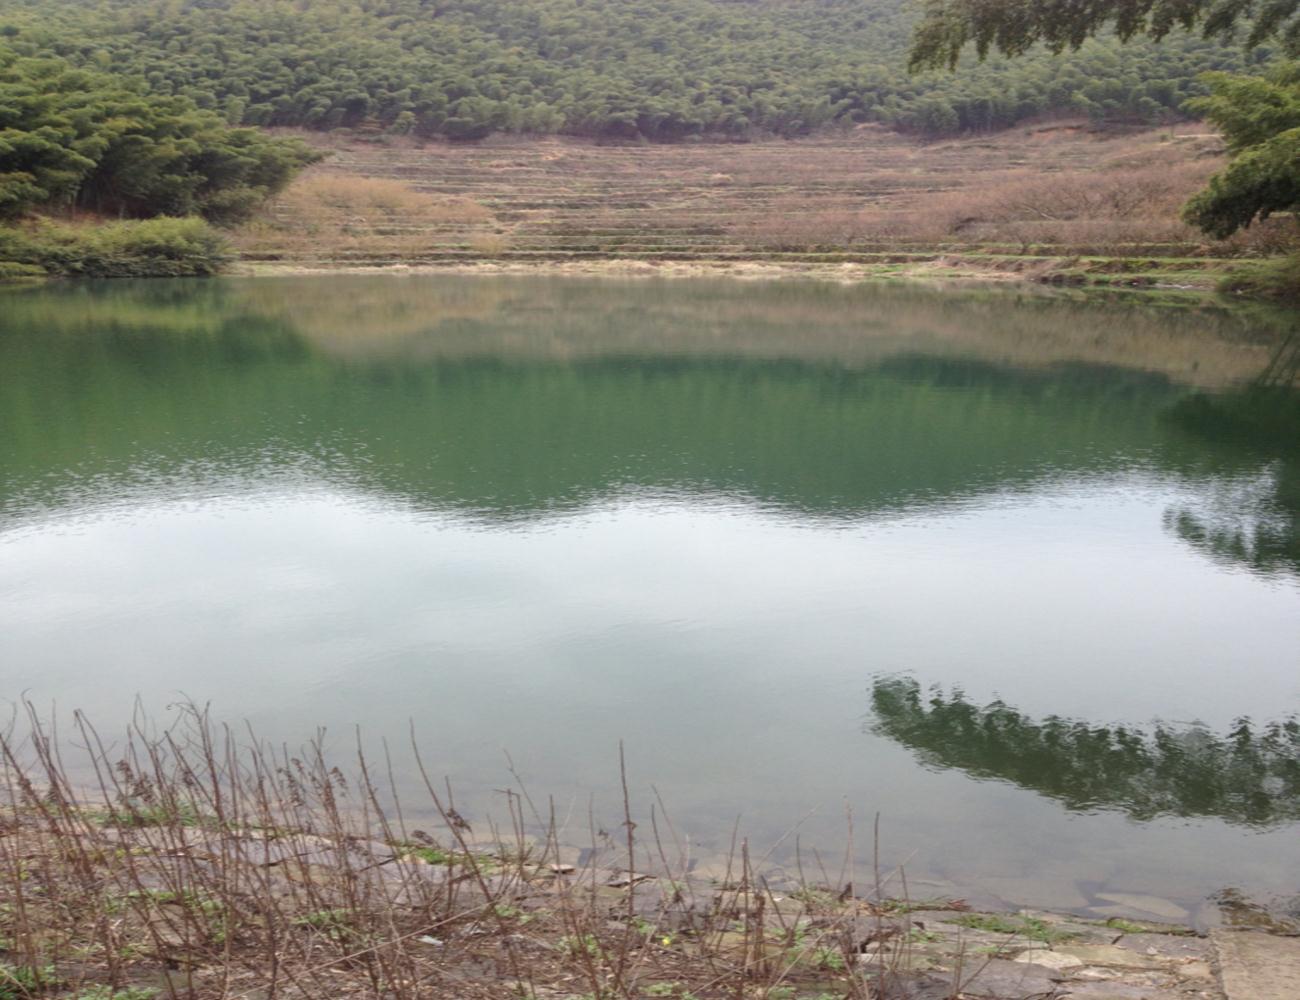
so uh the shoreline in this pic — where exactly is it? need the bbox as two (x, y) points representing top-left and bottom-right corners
(1, 795), (1292, 1000)
(2, 696), (1295, 1000)
(230, 254), (1236, 298)
(0, 252), (1258, 306)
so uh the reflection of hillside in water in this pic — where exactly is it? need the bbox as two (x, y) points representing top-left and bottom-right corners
(0, 276), (1297, 571)
(870, 678), (1300, 827)
(1, 276), (1291, 383)
(232, 278), (1289, 383)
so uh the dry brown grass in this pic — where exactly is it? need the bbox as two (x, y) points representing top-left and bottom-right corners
(875, 160), (1216, 249)
(234, 170), (507, 260)
(733, 132), (1244, 253)
(712, 130), (1297, 257)
(467, 232), (510, 255)
(235, 123), (1300, 268)
(0, 703), (990, 1000)
(275, 174), (493, 225)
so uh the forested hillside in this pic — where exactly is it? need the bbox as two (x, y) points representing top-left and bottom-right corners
(1, 0), (1274, 141)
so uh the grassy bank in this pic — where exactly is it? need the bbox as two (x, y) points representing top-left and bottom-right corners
(1218, 255), (1300, 302)
(0, 219), (231, 281)
(235, 251), (1253, 297)
(0, 705), (1235, 1000)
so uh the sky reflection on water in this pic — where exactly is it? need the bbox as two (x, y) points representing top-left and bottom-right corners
(1, 275), (1297, 915)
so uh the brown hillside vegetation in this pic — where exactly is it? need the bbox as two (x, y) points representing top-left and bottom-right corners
(233, 123), (1298, 283)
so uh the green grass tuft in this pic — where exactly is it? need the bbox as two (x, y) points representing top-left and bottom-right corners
(1219, 253), (1300, 301)
(947, 913), (1075, 943)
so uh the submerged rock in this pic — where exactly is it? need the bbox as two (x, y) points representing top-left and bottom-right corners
(1092, 891), (1189, 922)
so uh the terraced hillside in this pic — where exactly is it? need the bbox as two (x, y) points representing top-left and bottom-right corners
(234, 124), (1283, 282)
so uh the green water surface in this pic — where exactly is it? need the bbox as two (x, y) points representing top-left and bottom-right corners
(1, 275), (1296, 919)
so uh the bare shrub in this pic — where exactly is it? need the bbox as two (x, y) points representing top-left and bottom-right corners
(721, 130), (1250, 255)
(848, 158), (1216, 252)
(0, 703), (970, 1000)
(735, 198), (879, 248)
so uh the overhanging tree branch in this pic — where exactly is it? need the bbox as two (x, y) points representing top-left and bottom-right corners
(909, 0), (1300, 71)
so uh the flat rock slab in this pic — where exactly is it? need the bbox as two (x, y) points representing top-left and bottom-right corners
(1213, 930), (1300, 1000)
(952, 957), (1055, 997)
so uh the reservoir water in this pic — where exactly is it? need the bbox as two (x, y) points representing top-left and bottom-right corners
(1, 275), (1296, 921)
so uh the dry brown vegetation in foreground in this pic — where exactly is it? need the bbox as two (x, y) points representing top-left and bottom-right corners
(0, 704), (1220, 1000)
(232, 123), (1298, 279)
(0, 704), (966, 1000)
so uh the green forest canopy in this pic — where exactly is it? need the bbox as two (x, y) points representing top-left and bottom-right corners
(0, 46), (317, 222)
(0, 0), (1275, 140)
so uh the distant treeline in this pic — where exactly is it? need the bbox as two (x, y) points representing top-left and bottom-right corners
(1, 0), (1275, 141)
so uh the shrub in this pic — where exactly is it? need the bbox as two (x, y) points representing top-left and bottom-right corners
(0, 217), (232, 279)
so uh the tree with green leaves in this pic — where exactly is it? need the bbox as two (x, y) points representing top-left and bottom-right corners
(908, 0), (1300, 72)
(910, 0), (1300, 242)
(0, 48), (318, 224)
(1183, 65), (1300, 236)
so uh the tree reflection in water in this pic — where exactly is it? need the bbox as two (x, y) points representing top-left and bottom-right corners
(1164, 332), (1300, 578)
(869, 677), (1300, 826)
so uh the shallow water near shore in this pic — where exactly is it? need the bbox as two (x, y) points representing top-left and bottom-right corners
(2, 274), (1297, 922)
